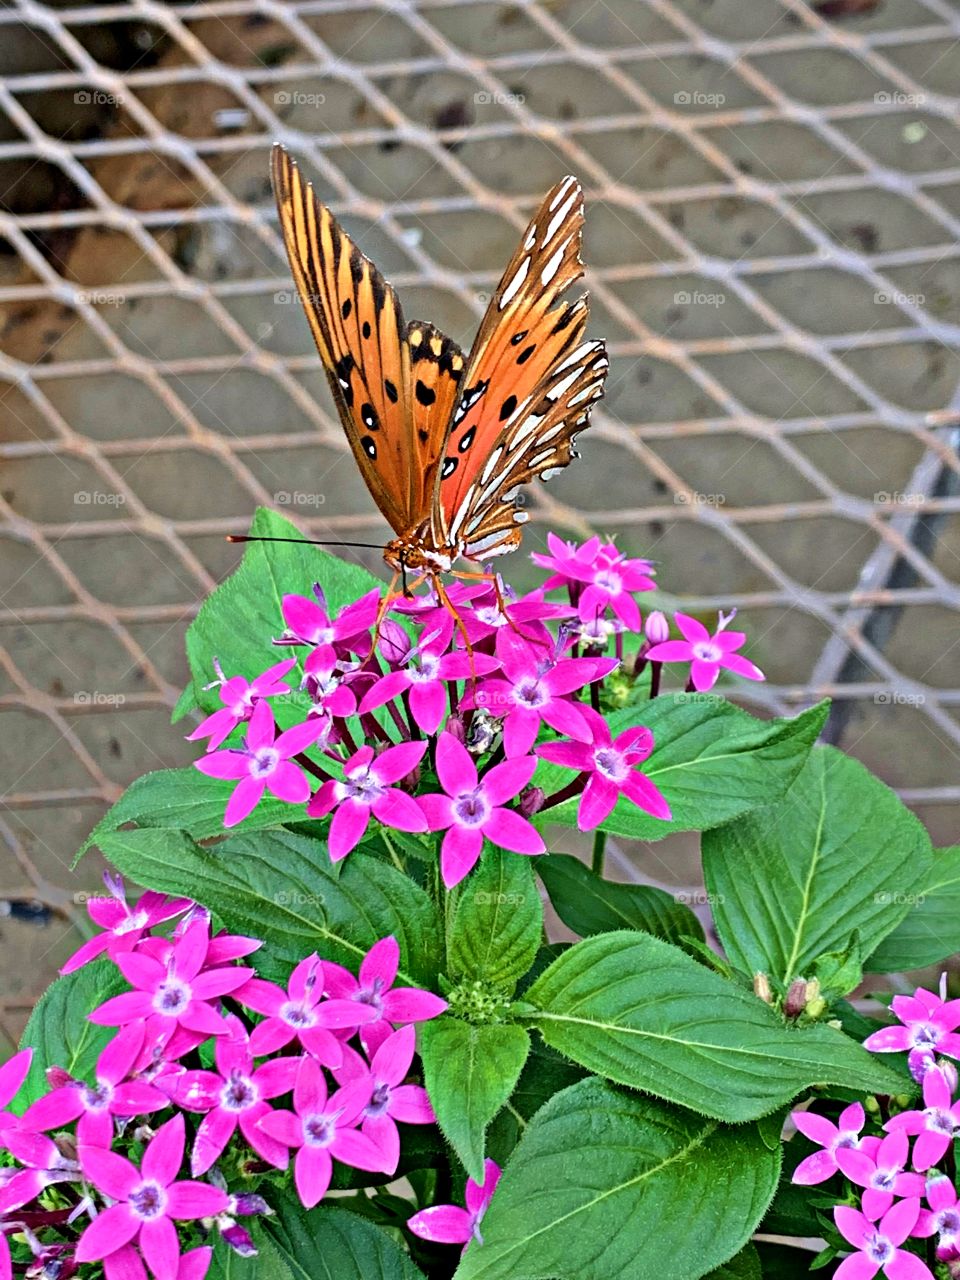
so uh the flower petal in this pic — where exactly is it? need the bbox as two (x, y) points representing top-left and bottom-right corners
(435, 732), (477, 796)
(76, 1203), (140, 1263)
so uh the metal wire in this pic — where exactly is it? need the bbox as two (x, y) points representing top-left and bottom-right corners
(1, 0), (959, 1032)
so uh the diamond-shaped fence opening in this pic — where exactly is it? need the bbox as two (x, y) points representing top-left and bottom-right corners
(1, 0), (959, 1046)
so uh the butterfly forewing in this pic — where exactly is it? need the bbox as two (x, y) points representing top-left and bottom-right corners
(431, 174), (602, 549)
(272, 145), (442, 535)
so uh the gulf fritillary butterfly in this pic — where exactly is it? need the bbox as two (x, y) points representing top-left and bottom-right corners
(269, 145), (607, 597)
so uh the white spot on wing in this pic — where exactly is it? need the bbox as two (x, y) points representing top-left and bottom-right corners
(540, 246), (565, 288)
(499, 257), (530, 309)
(542, 189), (579, 246)
(549, 176), (577, 211)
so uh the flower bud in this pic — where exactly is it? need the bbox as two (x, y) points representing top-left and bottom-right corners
(230, 1193), (272, 1218)
(377, 619), (410, 667)
(519, 786), (545, 818)
(939, 1059), (960, 1093)
(444, 714), (467, 745)
(865, 1095), (880, 1114)
(752, 972), (773, 1004)
(802, 978), (825, 1019)
(784, 978), (808, 1019)
(221, 1222), (257, 1257)
(645, 610), (670, 645)
(47, 1066), (74, 1090)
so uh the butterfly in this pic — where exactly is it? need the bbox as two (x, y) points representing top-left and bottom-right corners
(270, 144), (608, 600)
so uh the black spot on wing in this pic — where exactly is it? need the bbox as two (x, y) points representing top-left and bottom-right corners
(341, 298), (352, 320)
(415, 379), (436, 407)
(517, 344), (536, 365)
(361, 435), (377, 459)
(349, 247), (364, 285)
(458, 426), (476, 453)
(510, 329), (529, 346)
(499, 394), (518, 422)
(362, 320), (371, 339)
(441, 456), (459, 479)
(384, 379), (398, 403)
(360, 403), (379, 431)
(334, 353), (355, 408)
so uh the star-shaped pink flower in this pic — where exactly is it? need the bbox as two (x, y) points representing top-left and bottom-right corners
(644, 610), (764, 692)
(408, 1158), (501, 1255)
(307, 741), (428, 862)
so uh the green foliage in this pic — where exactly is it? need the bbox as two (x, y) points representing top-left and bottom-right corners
(703, 747), (932, 989)
(448, 849), (543, 992)
(454, 1078), (780, 1280)
(524, 932), (902, 1121)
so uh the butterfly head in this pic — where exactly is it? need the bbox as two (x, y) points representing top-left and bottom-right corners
(384, 537), (453, 577)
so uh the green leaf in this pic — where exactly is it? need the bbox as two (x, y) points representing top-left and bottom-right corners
(811, 936), (863, 1003)
(706, 1245), (762, 1280)
(182, 506), (385, 718)
(95, 827), (441, 986)
(703, 747), (932, 988)
(866, 846), (960, 973)
(534, 696), (827, 841)
(17, 959), (125, 1109)
(208, 1231), (292, 1280)
(454, 1078), (780, 1280)
(419, 1017), (529, 1182)
(77, 768), (300, 860)
(536, 853), (703, 949)
(448, 850), (542, 992)
(263, 1190), (425, 1279)
(524, 932), (903, 1122)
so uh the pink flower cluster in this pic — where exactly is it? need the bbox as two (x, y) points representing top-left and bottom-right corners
(189, 537), (765, 866)
(0, 881), (445, 1280)
(790, 982), (960, 1279)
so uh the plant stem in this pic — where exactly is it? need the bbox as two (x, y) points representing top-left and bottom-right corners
(540, 774), (587, 812)
(650, 661), (662, 699)
(380, 829), (405, 874)
(591, 828), (607, 876)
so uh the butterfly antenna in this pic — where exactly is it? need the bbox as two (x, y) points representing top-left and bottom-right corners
(227, 535), (386, 551)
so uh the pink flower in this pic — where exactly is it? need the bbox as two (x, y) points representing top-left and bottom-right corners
(359, 637), (498, 735)
(463, 629), (616, 758)
(533, 534), (655, 630)
(76, 1113), (228, 1280)
(91, 918), (253, 1043)
(193, 699), (328, 827)
(104, 1244), (213, 1280)
(408, 1158), (501, 1254)
(278, 586), (378, 653)
(417, 733), (545, 888)
(833, 1199), (932, 1280)
(22, 1022), (168, 1148)
(186, 659), (297, 752)
(865, 988), (960, 1065)
(644, 610), (764, 692)
(235, 953), (348, 1067)
(163, 1015), (299, 1175)
(61, 875), (191, 976)
(322, 936), (447, 1057)
(537, 706), (671, 831)
(836, 1130), (925, 1219)
(790, 1102), (869, 1186)
(0, 1128), (80, 1216)
(256, 1057), (386, 1208)
(915, 1175), (960, 1260)
(334, 1026), (435, 1174)
(307, 741), (428, 862)
(302, 643), (360, 718)
(885, 1067), (960, 1171)
(0, 1049), (32, 1133)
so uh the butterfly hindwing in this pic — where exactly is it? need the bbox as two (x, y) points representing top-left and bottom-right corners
(272, 145), (439, 535)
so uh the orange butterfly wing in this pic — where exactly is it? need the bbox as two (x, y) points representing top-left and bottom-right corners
(428, 175), (607, 557)
(271, 146), (462, 536)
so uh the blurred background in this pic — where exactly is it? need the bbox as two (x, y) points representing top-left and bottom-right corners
(1, 0), (959, 1053)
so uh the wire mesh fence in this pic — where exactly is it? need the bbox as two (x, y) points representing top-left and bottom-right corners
(1, 0), (959, 1042)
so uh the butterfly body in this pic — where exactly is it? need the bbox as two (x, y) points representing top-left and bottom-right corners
(271, 147), (607, 590)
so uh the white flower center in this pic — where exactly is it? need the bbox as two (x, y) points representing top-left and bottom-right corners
(407, 655), (440, 683)
(341, 767), (383, 807)
(114, 909), (149, 937)
(692, 641), (722, 663)
(250, 748), (279, 779)
(303, 1113), (337, 1148)
(129, 1181), (168, 1221)
(866, 1233), (893, 1265)
(82, 1079), (113, 1112)
(453, 789), (491, 828)
(593, 746), (628, 783)
(280, 1000), (316, 1029)
(221, 1071), (259, 1113)
(513, 679), (547, 709)
(153, 978), (191, 1017)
